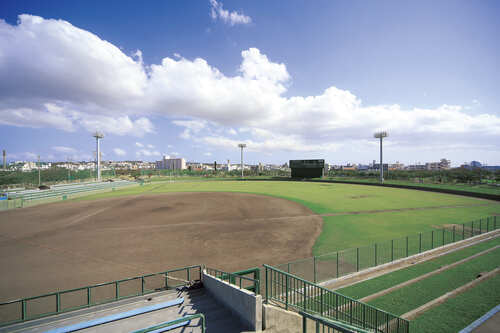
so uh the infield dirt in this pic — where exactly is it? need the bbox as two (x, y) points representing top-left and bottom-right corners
(0, 192), (322, 301)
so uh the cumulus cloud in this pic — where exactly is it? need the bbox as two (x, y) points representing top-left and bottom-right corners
(209, 0), (252, 26)
(136, 149), (161, 158)
(0, 15), (499, 156)
(52, 146), (77, 154)
(113, 148), (126, 156)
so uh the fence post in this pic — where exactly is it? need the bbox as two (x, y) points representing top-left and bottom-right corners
(87, 287), (91, 306)
(287, 262), (290, 273)
(320, 289), (324, 315)
(285, 274), (289, 310)
(391, 240), (394, 262)
(480, 219), (482, 234)
(313, 256), (317, 283)
(336, 252), (339, 278)
(303, 315), (307, 333)
(431, 230), (434, 249)
(56, 293), (61, 313)
(374, 243), (377, 266)
(495, 216), (497, 230)
(22, 300), (26, 320)
(141, 276), (145, 294)
(115, 281), (119, 299)
(442, 228), (445, 246)
(165, 272), (169, 289)
(406, 236), (409, 257)
(419, 233), (422, 253)
(453, 226), (456, 242)
(487, 217), (489, 232)
(265, 267), (268, 303)
(463, 223), (465, 240)
(356, 248), (359, 272)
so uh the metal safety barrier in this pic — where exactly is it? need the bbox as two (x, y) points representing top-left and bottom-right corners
(205, 267), (260, 295)
(132, 313), (206, 333)
(264, 264), (410, 333)
(0, 265), (201, 327)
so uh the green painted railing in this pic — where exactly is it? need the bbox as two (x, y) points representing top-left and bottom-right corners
(300, 310), (372, 333)
(264, 264), (410, 333)
(132, 313), (206, 333)
(0, 265), (201, 328)
(205, 267), (260, 295)
(278, 216), (498, 284)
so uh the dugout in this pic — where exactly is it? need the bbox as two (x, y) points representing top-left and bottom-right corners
(290, 159), (325, 178)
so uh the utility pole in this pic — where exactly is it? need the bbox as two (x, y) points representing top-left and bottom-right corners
(38, 155), (41, 186)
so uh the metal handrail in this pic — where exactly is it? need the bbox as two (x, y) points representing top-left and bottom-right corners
(132, 313), (206, 333)
(0, 265), (202, 327)
(205, 267), (260, 295)
(264, 264), (410, 333)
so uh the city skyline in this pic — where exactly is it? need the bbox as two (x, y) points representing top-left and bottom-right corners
(1, 1), (499, 166)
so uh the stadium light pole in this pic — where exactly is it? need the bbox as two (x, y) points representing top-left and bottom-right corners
(374, 131), (388, 183)
(238, 143), (246, 179)
(93, 132), (104, 181)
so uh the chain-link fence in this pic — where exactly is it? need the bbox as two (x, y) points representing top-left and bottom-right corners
(276, 216), (498, 284)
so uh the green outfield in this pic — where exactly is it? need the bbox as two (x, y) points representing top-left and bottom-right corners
(80, 180), (500, 256)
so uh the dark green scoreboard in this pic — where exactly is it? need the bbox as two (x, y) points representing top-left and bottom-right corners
(290, 159), (325, 178)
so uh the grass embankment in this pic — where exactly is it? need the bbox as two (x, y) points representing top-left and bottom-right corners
(337, 236), (500, 299)
(328, 177), (500, 196)
(80, 181), (500, 255)
(411, 273), (500, 333)
(364, 246), (500, 315)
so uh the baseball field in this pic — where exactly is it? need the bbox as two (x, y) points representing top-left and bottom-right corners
(0, 180), (498, 304)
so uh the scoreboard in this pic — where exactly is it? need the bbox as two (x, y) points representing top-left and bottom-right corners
(289, 159), (325, 178)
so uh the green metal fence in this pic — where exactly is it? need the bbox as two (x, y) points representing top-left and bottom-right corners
(0, 265), (202, 327)
(276, 216), (498, 284)
(205, 267), (260, 295)
(264, 265), (409, 333)
(132, 313), (206, 333)
(300, 310), (373, 333)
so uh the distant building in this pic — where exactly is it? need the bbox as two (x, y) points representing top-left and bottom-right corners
(470, 161), (482, 168)
(156, 157), (186, 170)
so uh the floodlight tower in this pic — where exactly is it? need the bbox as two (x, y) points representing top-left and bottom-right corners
(374, 131), (388, 183)
(93, 131), (104, 181)
(238, 143), (247, 179)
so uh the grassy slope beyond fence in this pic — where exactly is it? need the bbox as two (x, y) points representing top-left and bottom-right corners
(367, 247), (500, 315)
(337, 236), (500, 299)
(411, 274), (500, 333)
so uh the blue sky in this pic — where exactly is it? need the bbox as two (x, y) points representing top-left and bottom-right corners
(1, 0), (499, 166)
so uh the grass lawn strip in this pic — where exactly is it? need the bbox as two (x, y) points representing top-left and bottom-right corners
(359, 244), (500, 303)
(337, 236), (500, 299)
(402, 267), (500, 320)
(410, 273), (500, 333)
(366, 247), (500, 315)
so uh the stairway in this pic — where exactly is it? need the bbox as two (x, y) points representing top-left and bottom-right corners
(1, 287), (251, 333)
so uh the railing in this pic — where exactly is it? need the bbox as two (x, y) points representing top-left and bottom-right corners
(0, 180), (137, 210)
(277, 216), (498, 284)
(132, 314), (206, 333)
(300, 310), (372, 333)
(0, 265), (201, 327)
(205, 267), (260, 295)
(264, 264), (410, 333)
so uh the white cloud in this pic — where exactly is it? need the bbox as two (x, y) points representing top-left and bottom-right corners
(136, 149), (161, 157)
(204, 152), (212, 156)
(135, 142), (144, 147)
(52, 146), (77, 154)
(113, 148), (126, 156)
(209, 0), (252, 26)
(0, 15), (499, 157)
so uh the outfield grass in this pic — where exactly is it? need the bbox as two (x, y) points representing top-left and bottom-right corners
(337, 236), (500, 299)
(366, 247), (500, 315)
(80, 180), (499, 255)
(411, 273), (500, 333)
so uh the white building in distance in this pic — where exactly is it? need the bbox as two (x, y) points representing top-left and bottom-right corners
(156, 157), (186, 170)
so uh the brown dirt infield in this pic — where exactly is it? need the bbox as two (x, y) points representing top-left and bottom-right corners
(0, 192), (322, 301)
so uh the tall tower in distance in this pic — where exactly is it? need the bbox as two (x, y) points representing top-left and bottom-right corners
(2, 150), (5, 170)
(92, 132), (104, 181)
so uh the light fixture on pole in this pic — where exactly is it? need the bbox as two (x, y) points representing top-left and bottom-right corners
(238, 143), (247, 179)
(373, 131), (388, 183)
(93, 131), (104, 181)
